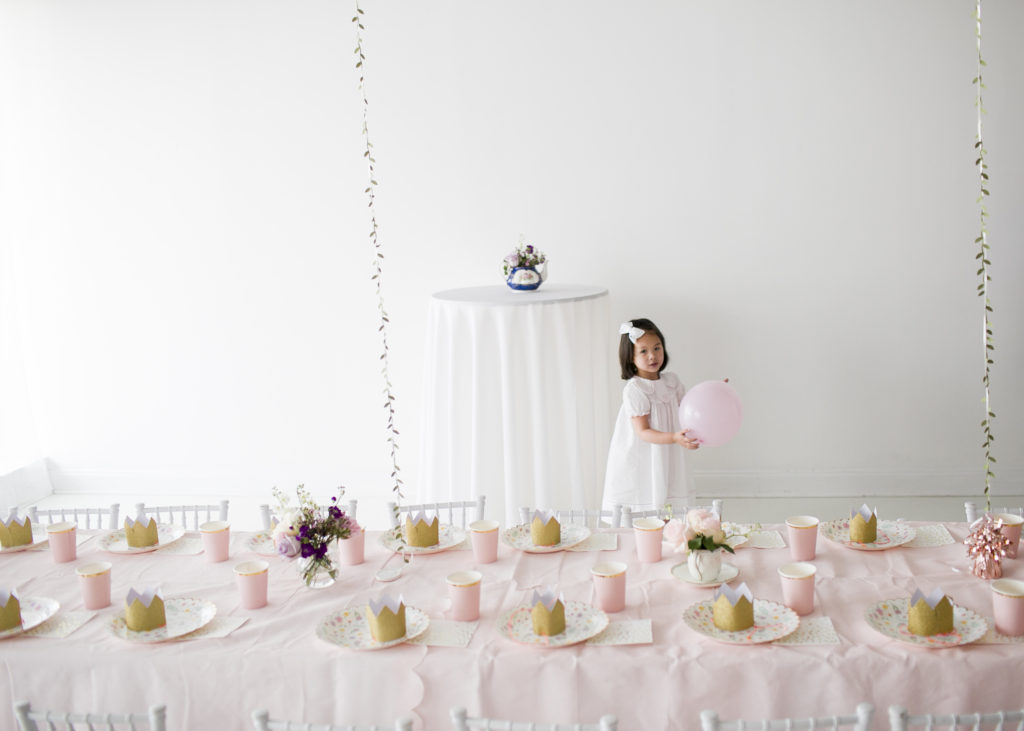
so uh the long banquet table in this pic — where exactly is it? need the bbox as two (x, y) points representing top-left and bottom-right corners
(1, 522), (1022, 731)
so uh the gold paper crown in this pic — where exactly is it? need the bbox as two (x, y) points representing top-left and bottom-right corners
(124, 514), (159, 548)
(712, 583), (755, 632)
(365, 595), (406, 642)
(0, 589), (21, 632)
(0, 514), (33, 548)
(907, 589), (954, 636)
(530, 588), (566, 636)
(403, 512), (439, 547)
(530, 511), (561, 546)
(124, 588), (166, 631)
(849, 505), (877, 543)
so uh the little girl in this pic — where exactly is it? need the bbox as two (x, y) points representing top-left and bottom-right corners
(602, 318), (697, 514)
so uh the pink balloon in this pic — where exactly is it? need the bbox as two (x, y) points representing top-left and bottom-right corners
(678, 381), (743, 447)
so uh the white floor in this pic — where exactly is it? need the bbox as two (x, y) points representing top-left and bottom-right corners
(21, 491), (1021, 531)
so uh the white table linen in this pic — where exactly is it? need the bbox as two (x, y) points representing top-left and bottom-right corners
(418, 284), (612, 526)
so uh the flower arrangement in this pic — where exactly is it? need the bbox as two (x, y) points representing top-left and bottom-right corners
(664, 508), (735, 554)
(272, 485), (354, 586)
(502, 240), (547, 277)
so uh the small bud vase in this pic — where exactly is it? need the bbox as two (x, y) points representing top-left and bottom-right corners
(687, 548), (722, 583)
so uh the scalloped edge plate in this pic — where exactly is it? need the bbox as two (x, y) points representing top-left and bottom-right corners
(246, 531), (277, 556)
(672, 561), (740, 587)
(378, 525), (466, 555)
(98, 524), (186, 554)
(0, 597), (60, 639)
(498, 600), (609, 647)
(683, 598), (800, 644)
(864, 598), (987, 648)
(820, 519), (916, 551)
(501, 523), (591, 553)
(316, 605), (430, 650)
(109, 597), (217, 643)
(0, 527), (49, 554)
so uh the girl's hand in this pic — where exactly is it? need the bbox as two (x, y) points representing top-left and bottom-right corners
(674, 430), (700, 450)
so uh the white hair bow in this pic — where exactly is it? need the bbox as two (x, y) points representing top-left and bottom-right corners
(619, 321), (645, 344)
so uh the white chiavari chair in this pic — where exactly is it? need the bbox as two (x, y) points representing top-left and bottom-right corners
(518, 505), (621, 530)
(622, 498), (724, 526)
(387, 496), (486, 529)
(888, 705), (1024, 731)
(26, 504), (120, 530)
(700, 703), (874, 731)
(132, 500), (229, 530)
(450, 706), (617, 731)
(251, 709), (412, 731)
(13, 700), (167, 731)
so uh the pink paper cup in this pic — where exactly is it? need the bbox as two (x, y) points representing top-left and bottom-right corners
(786, 515), (819, 561)
(447, 570), (482, 621)
(778, 562), (816, 616)
(76, 561), (112, 610)
(995, 514), (1023, 559)
(337, 530), (365, 566)
(200, 520), (231, 563)
(591, 561), (627, 613)
(633, 518), (664, 563)
(992, 578), (1024, 637)
(234, 560), (269, 609)
(46, 521), (77, 563)
(469, 520), (500, 564)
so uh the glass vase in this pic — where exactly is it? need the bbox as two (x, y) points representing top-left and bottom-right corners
(297, 554), (336, 589)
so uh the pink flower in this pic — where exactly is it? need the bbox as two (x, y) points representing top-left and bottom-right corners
(275, 533), (301, 559)
(663, 519), (687, 547)
(686, 508), (721, 537)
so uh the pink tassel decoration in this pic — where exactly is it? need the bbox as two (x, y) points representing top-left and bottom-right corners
(965, 514), (1011, 579)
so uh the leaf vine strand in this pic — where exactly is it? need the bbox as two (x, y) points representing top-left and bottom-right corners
(973, 0), (995, 511)
(353, 2), (403, 515)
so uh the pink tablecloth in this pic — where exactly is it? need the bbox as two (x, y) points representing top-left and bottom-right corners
(1, 524), (1021, 730)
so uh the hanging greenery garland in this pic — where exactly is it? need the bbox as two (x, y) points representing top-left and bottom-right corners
(352, 3), (404, 514)
(973, 0), (995, 511)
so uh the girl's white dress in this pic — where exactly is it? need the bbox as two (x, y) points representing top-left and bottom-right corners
(602, 372), (694, 513)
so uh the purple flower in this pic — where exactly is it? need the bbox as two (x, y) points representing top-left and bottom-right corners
(275, 533), (301, 559)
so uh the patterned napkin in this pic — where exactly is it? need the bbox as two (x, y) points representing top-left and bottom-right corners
(406, 619), (478, 648)
(904, 524), (955, 548)
(773, 616), (840, 645)
(586, 619), (652, 646)
(567, 533), (618, 552)
(723, 523), (785, 549)
(157, 536), (203, 555)
(978, 619), (1024, 645)
(24, 611), (97, 639)
(179, 616), (249, 641)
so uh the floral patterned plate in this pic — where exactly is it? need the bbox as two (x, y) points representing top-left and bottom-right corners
(109, 597), (217, 643)
(820, 519), (916, 551)
(97, 524), (186, 554)
(378, 525), (467, 555)
(864, 598), (987, 648)
(671, 562), (740, 588)
(246, 531), (277, 556)
(498, 600), (609, 647)
(316, 606), (430, 650)
(683, 598), (800, 644)
(0, 597), (60, 639)
(500, 523), (591, 553)
(0, 527), (49, 554)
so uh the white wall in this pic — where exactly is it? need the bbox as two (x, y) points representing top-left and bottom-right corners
(2, 0), (1021, 522)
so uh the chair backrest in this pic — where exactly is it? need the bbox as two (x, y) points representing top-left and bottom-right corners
(700, 703), (873, 731)
(889, 705), (1024, 731)
(623, 499), (723, 527)
(133, 501), (229, 531)
(251, 709), (412, 731)
(965, 502), (1023, 526)
(386, 496), (486, 529)
(26, 504), (120, 530)
(518, 506), (621, 530)
(14, 700), (167, 731)
(259, 500), (358, 531)
(450, 707), (617, 731)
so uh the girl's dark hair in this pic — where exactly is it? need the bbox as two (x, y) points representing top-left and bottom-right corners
(618, 317), (669, 380)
